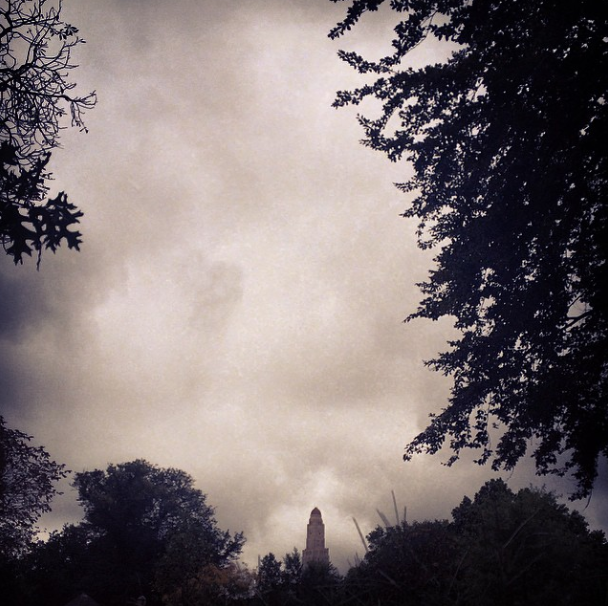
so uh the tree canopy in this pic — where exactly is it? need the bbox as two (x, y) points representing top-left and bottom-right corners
(0, 0), (96, 265)
(450, 479), (607, 605)
(16, 460), (244, 606)
(344, 479), (608, 606)
(4, 468), (606, 606)
(255, 548), (341, 606)
(0, 416), (67, 559)
(330, 0), (608, 498)
(69, 459), (245, 605)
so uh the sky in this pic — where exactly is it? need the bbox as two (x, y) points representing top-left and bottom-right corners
(2, 0), (606, 573)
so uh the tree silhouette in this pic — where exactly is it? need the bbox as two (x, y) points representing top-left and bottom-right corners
(344, 520), (458, 605)
(257, 552), (283, 593)
(344, 480), (607, 606)
(450, 480), (608, 606)
(0, 416), (67, 559)
(0, 0), (96, 265)
(330, 0), (608, 498)
(71, 460), (244, 605)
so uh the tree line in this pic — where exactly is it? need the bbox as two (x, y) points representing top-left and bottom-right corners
(1, 417), (607, 606)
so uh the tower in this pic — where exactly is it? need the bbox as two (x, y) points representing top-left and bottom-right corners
(302, 507), (330, 567)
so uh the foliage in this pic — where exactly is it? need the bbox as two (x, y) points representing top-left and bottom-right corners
(280, 548), (302, 588)
(451, 479), (608, 606)
(0, 0), (96, 264)
(154, 515), (246, 605)
(330, 0), (608, 497)
(344, 520), (459, 605)
(299, 560), (342, 605)
(42, 460), (246, 606)
(344, 479), (608, 606)
(255, 550), (300, 605)
(158, 561), (255, 606)
(0, 141), (83, 265)
(8, 471), (607, 606)
(0, 416), (67, 559)
(23, 524), (98, 606)
(254, 548), (341, 606)
(256, 552), (283, 592)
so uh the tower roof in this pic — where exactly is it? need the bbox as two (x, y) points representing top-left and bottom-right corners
(310, 507), (321, 516)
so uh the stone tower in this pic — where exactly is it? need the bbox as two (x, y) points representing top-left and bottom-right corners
(302, 507), (330, 567)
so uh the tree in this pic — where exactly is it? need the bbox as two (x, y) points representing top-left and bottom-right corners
(0, 416), (67, 605)
(344, 480), (608, 606)
(0, 416), (67, 559)
(71, 460), (244, 606)
(253, 549), (335, 606)
(280, 548), (302, 588)
(156, 560), (255, 606)
(253, 550), (301, 605)
(450, 479), (608, 606)
(343, 520), (459, 605)
(256, 552), (283, 593)
(154, 517), (246, 605)
(1, 0), (96, 265)
(299, 560), (342, 606)
(330, 0), (608, 498)
(23, 524), (98, 606)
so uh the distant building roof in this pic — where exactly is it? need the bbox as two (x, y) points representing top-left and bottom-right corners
(64, 594), (100, 606)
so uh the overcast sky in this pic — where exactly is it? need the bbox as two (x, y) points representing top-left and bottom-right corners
(2, 0), (606, 573)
